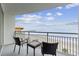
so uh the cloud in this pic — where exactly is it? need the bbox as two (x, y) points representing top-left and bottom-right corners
(35, 21), (42, 24)
(66, 22), (78, 25)
(40, 22), (66, 27)
(56, 6), (63, 10)
(56, 12), (63, 16)
(22, 14), (42, 19)
(43, 21), (77, 27)
(16, 14), (42, 23)
(65, 3), (79, 9)
(46, 16), (55, 20)
(16, 13), (55, 25)
(46, 13), (52, 16)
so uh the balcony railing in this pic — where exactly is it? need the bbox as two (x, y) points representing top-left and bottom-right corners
(14, 31), (78, 56)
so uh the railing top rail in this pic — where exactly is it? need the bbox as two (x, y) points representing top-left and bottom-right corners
(15, 31), (78, 35)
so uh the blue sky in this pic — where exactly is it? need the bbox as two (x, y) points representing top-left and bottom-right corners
(15, 3), (79, 33)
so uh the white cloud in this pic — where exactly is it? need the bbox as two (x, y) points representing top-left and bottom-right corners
(35, 21), (42, 24)
(56, 6), (63, 10)
(46, 16), (55, 20)
(44, 21), (78, 28)
(45, 23), (52, 26)
(56, 12), (63, 16)
(66, 22), (78, 25)
(16, 14), (55, 25)
(16, 14), (42, 23)
(42, 22), (66, 27)
(65, 3), (79, 9)
(23, 14), (42, 19)
(46, 13), (52, 16)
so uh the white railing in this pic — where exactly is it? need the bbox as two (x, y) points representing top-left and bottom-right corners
(15, 31), (78, 56)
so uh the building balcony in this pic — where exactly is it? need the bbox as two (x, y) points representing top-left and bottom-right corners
(1, 31), (78, 56)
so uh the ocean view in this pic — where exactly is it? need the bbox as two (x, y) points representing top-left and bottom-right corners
(15, 3), (78, 34)
(15, 3), (79, 56)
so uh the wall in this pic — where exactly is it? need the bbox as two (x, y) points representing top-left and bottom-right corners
(0, 3), (15, 46)
(78, 9), (79, 55)
(0, 4), (4, 53)
(4, 13), (15, 45)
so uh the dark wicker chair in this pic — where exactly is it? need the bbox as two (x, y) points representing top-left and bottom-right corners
(13, 37), (27, 54)
(41, 42), (58, 56)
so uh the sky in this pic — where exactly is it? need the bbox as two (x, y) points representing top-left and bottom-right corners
(15, 3), (79, 33)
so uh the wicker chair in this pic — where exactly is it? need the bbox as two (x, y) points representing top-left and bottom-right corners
(41, 42), (58, 56)
(13, 37), (27, 54)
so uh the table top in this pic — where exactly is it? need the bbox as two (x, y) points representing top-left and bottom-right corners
(27, 40), (41, 48)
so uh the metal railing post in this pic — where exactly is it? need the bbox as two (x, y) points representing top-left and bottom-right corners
(28, 32), (30, 40)
(47, 32), (48, 42)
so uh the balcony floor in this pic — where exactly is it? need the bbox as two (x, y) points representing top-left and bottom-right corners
(1, 44), (67, 56)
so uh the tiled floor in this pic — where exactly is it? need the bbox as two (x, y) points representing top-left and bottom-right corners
(1, 44), (66, 56)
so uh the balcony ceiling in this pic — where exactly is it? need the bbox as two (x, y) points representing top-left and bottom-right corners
(1, 3), (68, 15)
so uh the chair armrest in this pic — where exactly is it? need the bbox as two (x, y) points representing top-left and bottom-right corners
(20, 38), (28, 43)
(20, 38), (23, 42)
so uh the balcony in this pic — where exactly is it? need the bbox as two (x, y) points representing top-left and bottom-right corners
(1, 31), (78, 56)
(1, 43), (67, 56)
(0, 3), (79, 56)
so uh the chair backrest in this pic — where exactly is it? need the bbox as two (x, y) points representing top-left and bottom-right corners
(41, 42), (58, 55)
(13, 37), (21, 46)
